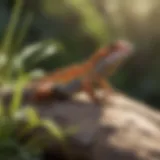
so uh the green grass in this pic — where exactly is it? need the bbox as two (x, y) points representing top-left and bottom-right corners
(0, 0), (71, 159)
(0, 72), (69, 159)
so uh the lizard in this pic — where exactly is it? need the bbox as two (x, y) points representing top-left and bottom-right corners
(27, 39), (134, 104)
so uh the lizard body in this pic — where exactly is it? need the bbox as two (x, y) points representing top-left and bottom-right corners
(28, 40), (134, 103)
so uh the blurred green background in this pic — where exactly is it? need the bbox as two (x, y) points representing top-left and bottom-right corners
(0, 0), (159, 159)
(0, 0), (160, 108)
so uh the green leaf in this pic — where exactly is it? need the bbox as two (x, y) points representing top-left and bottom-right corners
(63, 126), (79, 136)
(41, 119), (64, 141)
(23, 107), (40, 127)
(1, 0), (24, 53)
(16, 107), (41, 137)
(9, 74), (29, 117)
(0, 0), (24, 80)
(13, 12), (34, 52)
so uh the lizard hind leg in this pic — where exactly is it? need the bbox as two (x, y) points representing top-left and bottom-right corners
(31, 82), (70, 103)
(51, 87), (71, 100)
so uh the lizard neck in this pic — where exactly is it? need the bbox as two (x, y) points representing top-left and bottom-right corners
(83, 46), (110, 73)
(93, 51), (128, 77)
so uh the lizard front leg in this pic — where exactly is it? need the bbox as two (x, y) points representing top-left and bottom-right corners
(81, 77), (101, 104)
(95, 76), (115, 103)
(80, 75), (114, 104)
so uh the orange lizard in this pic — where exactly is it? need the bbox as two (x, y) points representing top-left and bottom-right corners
(28, 39), (134, 103)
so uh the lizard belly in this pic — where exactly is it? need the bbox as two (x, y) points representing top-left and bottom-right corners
(52, 78), (82, 95)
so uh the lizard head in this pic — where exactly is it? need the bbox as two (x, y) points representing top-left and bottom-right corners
(90, 40), (133, 64)
(94, 40), (134, 74)
(109, 40), (134, 58)
(102, 39), (134, 65)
